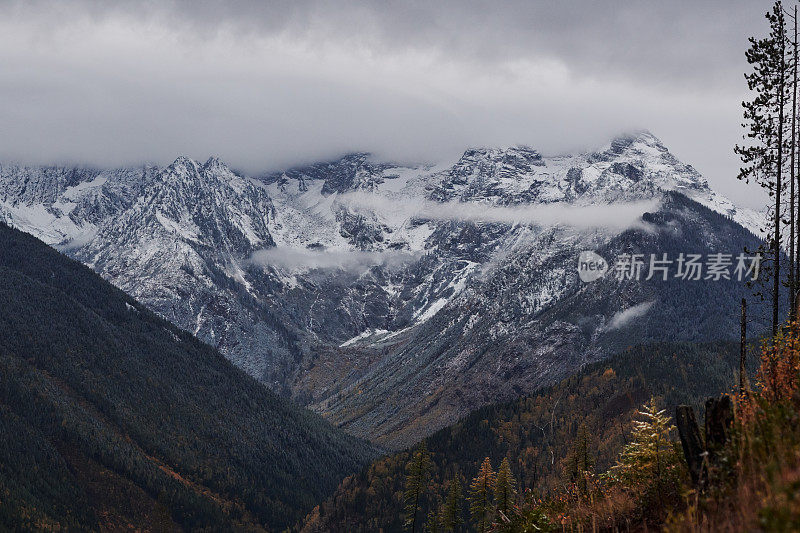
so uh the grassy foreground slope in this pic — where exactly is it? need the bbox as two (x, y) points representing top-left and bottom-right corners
(0, 222), (375, 531)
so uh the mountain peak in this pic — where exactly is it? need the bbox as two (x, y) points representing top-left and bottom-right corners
(168, 155), (199, 173)
(162, 156), (239, 185)
(339, 152), (371, 163)
(203, 156), (229, 172)
(603, 130), (664, 155)
(455, 145), (545, 169)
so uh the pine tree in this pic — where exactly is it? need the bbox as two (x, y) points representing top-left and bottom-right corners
(404, 443), (432, 533)
(609, 398), (684, 517)
(469, 457), (496, 533)
(425, 497), (443, 533)
(737, 1), (791, 335)
(493, 457), (517, 520)
(441, 477), (463, 532)
(565, 422), (595, 495)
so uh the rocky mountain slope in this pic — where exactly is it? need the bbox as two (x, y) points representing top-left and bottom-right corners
(0, 131), (769, 447)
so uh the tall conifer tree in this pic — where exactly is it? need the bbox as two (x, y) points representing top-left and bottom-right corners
(441, 477), (464, 532)
(469, 457), (496, 533)
(493, 457), (518, 519)
(404, 443), (432, 533)
(737, 1), (791, 334)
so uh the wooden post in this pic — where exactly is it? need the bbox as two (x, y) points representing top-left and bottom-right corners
(705, 396), (734, 463)
(740, 298), (747, 395)
(676, 405), (706, 489)
(796, 290), (800, 328)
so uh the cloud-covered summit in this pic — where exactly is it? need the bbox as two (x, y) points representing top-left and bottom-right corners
(0, 0), (769, 207)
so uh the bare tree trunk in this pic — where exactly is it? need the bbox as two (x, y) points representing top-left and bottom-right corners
(775, 35), (786, 337)
(793, 5), (800, 312)
(791, 6), (798, 321)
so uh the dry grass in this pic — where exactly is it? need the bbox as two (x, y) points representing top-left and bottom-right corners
(667, 327), (800, 532)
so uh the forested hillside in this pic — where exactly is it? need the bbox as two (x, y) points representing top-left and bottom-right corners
(0, 222), (375, 531)
(302, 340), (755, 531)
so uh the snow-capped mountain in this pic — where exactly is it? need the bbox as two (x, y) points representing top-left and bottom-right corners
(0, 131), (768, 447)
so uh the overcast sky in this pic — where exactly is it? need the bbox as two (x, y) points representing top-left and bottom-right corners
(0, 0), (773, 207)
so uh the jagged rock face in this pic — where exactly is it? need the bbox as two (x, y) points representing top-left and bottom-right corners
(262, 153), (393, 195)
(75, 157), (292, 389)
(0, 157), (293, 389)
(312, 193), (767, 448)
(0, 131), (769, 447)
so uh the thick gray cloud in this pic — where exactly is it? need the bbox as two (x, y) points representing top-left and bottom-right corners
(0, 0), (773, 207)
(340, 192), (660, 231)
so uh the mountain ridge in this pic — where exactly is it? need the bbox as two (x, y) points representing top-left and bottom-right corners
(0, 132), (771, 447)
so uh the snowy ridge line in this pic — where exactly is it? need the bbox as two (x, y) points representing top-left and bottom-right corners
(0, 131), (766, 402)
